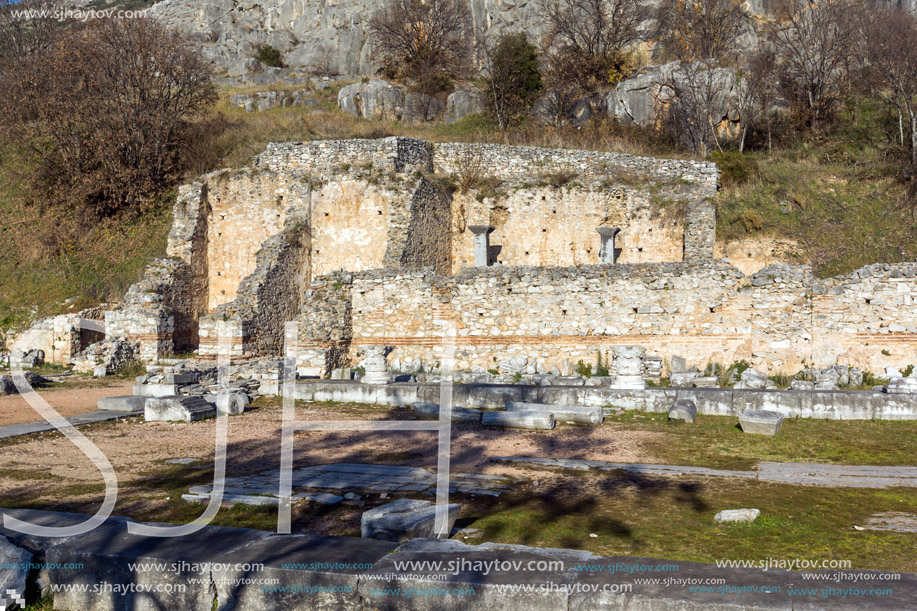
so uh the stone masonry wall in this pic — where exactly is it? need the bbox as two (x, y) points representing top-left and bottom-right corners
(294, 271), (353, 376)
(437, 143), (717, 271)
(206, 168), (311, 310)
(199, 209), (312, 357)
(349, 262), (917, 375)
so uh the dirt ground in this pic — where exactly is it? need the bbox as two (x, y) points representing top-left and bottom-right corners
(0, 379), (133, 427)
(0, 401), (662, 512)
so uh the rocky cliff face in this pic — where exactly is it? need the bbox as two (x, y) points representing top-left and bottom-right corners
(148, 0), (546, 75)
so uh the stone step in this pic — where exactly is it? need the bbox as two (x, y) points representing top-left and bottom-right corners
(505, 402), (602, 425)
(482, 410), (555, 430)
(145, 396), (215, 422)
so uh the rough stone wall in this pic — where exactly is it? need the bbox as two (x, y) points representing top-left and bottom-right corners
(206, 168), (310, 310)
(199, 209), (312, 357)
(433, 143), (719, 193)
(348, 261), (917, 375)
(255, 137), (433, 179)
(294, 271), (354, 376)
(450, 186), (685, 271)
(10, 311), (106, 366)
(436, 143), (716, 270)
(165, 182), (210, 349)
(394, 178), (452, 275)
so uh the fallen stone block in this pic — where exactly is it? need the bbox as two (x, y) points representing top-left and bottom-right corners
(361, 499), (460, 542)
(668, 399), (697, 423)
(739, 409), (784, 435)
(505, 401), (603, 425)
(693, 376), (719, 387)
(0, 535), (31, 610)
(668, 372), (697, 387)
(714, 508), (760, 523)
(145, 396), (215, 422)
(740, 369), (768, 389)
(161, 372), (199, 385)
(97, 395), (147, 412)
(886, 377), (917, 395)
(411, 402), (483, 423)
(134, 383), (180, 397)
(481, 410), (555, 430)
(0, 375), (14, 395)
(209, 392), (250, 415)
(790, 379), (816, 391)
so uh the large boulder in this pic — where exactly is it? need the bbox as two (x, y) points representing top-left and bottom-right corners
(402, 93), (445, 124)
(607, 61), (739, 133)
(337, 79), (404, 121)
(444, 89), (483, 123)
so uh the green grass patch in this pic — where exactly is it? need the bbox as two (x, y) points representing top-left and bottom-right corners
(466, 478), (917, 572)
(607, 411), (917, 470)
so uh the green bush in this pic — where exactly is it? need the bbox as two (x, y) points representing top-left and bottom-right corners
(595, 350), (610, 377)
(254, 44), (284, 68)
(575, 360), (593, 378)
(710, 151), (759, 187)
(483, 32), (543, 128)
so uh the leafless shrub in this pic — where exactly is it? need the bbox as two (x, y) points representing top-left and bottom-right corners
(768, 0), (858, 132)
(369, 0), (473, 101)
(653, 0), (749, 62)
(0, 17), (217, 215)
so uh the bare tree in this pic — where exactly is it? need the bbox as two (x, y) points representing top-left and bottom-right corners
(653, 0), (749, 62)
(769, 0), (856, 132)
(864, 4), (917, 164)
(369, 0), (473, 108)
(0, 0), (64, 62)
(537, 0), (645, 91)
(659, 61), (736, 156)
(734, 49), (781, 151)
(0, 17), (217, 214)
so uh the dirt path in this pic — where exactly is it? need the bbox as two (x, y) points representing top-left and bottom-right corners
(0, 380), (133, 427)
(0, 403), (663, 508)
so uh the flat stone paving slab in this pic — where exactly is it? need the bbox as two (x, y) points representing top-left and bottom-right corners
(0, 410), (139, 440)
(492, 457), (917, 488)
(185, 463), (520, 507)
(861, 512), (917, 533)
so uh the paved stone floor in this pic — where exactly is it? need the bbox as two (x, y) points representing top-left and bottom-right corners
(0, 410), (140, 440)
(492, 457), (917, 488)
(183, 463), (520, 507)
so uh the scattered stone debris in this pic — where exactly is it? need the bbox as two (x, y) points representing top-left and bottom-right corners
(9, 349), (44, 369)
(714, 509), (760, 523)
(183, 463), (520, 507)
(361, 499), (460, 542)
(71, 338), (140, 376)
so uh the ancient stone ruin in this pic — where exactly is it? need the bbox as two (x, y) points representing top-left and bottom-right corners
(97, 137), (914, 378)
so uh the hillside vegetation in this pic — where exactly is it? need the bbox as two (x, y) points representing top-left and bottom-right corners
(2, 0), (917, 333)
